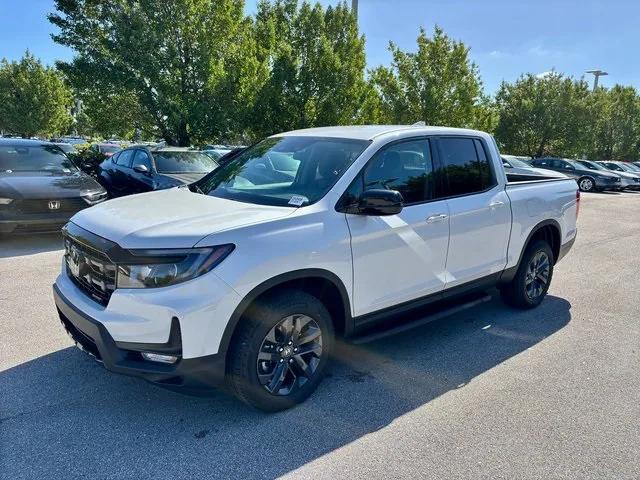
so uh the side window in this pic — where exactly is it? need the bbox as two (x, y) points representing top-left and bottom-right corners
(132, 150), (152, 170)
(438, 137), (495, 197)
(534, 159), (549, 167)
(551, 159), (565, 169)
(115, 149), (134, 167)
(362, 139), (433, 204)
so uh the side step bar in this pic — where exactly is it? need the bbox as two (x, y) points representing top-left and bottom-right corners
(351, 294), (492, 344)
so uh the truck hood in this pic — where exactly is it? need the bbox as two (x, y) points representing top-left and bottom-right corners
(0, 170), (104, 199)
(70, 187), (296, 248)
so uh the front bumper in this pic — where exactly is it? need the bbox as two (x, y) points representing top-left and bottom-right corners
(0, 214), (73, 234)
(53, 284), (226, 392)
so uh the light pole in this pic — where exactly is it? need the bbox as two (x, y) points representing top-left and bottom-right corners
(352, 0), (358, 20)
(586, 70), (608, 91)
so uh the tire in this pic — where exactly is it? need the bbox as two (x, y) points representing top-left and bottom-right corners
(578, 176), (595, 192)
(500, 240), (554, 309)
(226, 289), (334, 411)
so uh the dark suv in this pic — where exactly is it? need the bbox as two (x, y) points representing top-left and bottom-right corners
(530, 158), (621, 192)
(98, 146), (219, 197)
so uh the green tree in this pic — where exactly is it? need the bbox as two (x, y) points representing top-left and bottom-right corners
(584, 85), (640, 160)
(370, 26), (484, 128)
(250, 0), (375, 138)
(494, 73), (590, 157)
(0, 51), (73, 137)
(49, 0), (261, 146)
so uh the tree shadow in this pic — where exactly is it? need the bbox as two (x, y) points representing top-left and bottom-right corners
(0, 233), (63, 258)
(0, 294), (571, 479)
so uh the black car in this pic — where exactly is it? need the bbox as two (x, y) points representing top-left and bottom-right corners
(530, 157), (621, 192)
(0, 139), (107, 235)
(97, 146), (219, 197)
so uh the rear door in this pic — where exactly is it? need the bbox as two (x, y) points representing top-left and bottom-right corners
(345, 138), (450, 317)
(436, 136), (511, 288)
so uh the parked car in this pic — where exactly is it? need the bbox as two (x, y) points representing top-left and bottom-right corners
(0, 139), (107, 235)
(622, 162), (640, 173)
(54, 126), (578, 411)
(530, 157), (621, 192)
(501, 156), (566, 179)
(97, 146), (219, 197)
(596, 161), (640, 190)
(577, 160), (638, 191)
(632, 161), (640, 170)
(89, 143), (122, 158)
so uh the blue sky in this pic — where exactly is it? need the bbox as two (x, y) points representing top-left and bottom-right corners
(1, 0), (638, 94)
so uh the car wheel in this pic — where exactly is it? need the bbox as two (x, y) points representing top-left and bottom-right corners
(227, 289), (334, 411)
(578, 177), (595, 192)
(500, 240), (554, 309)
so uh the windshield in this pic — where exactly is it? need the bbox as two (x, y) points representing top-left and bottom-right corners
(154, 151), (219, 173)
(617, 163), (637, 173)
(578, 160), (605, 171)
(623, 163), (640, 172)
(0, 144), (77, 172)
(100, 144), (121, 154)
(195, 136), (369, 207)
(602, 163), (623, 171)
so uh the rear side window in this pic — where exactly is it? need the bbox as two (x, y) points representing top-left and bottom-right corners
(362, 139), (434, 204)
(438, 137), (495, 197)
(115, 150), (134, 167)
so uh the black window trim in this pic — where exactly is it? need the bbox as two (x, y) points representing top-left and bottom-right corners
(431, 135), (500, 201)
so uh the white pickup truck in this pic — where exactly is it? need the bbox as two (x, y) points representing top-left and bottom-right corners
(53, 125), (578, 411)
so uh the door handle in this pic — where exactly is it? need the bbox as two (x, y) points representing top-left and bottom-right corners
(489, 201), (505, 208)
(426, 214), (448, 223)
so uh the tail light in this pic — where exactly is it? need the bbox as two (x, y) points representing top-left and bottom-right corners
(576, 189), (580, 218)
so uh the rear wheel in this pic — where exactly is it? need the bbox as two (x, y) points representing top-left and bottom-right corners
(500, 240), (554, 309)
(227, 290), (334, 411)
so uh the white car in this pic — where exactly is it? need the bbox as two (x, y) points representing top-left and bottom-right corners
(596, 161), (640, 190)
(53, 125), (578, 411)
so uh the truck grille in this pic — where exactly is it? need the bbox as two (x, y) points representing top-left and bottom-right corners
(17, 198), (87, 214)
(64, 235), (116, 306)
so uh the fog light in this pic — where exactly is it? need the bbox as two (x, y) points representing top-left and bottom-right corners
(141, 352), (179, 364)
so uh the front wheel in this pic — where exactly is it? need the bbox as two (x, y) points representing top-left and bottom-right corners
(227, 290), (334, 411)
(500, 240), (554, 309)
(578, 176), (595, 192)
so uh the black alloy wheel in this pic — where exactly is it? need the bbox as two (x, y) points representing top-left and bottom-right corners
(256, 314), (323, 396)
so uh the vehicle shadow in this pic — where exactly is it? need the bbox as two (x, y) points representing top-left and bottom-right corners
(0, 232), (63, 258)
(0, 294), (571, 479)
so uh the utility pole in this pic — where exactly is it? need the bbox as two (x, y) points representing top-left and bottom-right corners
(586, 70), (608, 91)
(352, 0), (358, 20)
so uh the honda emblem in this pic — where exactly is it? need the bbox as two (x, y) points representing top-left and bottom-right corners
(48, 200), (61, 210)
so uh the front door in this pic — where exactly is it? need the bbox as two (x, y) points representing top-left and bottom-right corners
(345, 138), (450, 317)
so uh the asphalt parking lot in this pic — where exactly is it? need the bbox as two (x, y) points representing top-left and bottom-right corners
(1, 192), (639, 480)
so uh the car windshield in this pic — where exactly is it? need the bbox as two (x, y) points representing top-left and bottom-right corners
(578, 160), (605, 171)
(624, 163), (640, 172)
(602, 163), (623, 171)
(617, 163), (637, 173)
(0, 144), (77, 172)
(100, 144), (121, 154)
(195, 136), (369, 207)
(55, 143), (75, 153)
(154, 151), (219, 173)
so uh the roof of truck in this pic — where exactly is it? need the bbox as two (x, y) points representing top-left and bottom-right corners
(275, 125), (486, 141)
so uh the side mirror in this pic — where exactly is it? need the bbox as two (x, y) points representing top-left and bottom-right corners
(503, 161), (512, 168)
(357, 189), (403, 216)
(133, 164), (149, 174)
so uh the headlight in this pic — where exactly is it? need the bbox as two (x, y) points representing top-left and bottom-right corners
(82, 190), (108, 205)
(0, 197), (14, 205)
(116, 244), (235, 288)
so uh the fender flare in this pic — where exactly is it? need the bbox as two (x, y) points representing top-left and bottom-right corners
(500, 218), (562, 284)
(217, 268), (352, 358)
